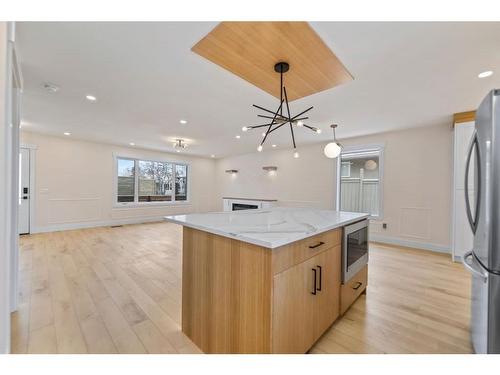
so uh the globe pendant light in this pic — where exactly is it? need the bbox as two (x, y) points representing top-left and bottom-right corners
(324, 124), (343, 159)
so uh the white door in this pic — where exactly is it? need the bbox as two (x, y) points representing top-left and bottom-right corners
(18, 148), (30, 234)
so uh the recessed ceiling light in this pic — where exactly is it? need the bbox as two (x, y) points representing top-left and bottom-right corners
(272, 144), (277, 148)
(86, 95), (97, 101)
(63, 132), (71, 136)
(180, 120), (187, 124)
(211, 154), (215, 158)
(235, 135), (241, 139)
(478, 71), (493, 78)
(129, 142), (135, 146)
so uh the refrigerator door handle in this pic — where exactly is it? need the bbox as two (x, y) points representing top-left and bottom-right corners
(462, 251), (488, 282)
(464, 133), (481, 233)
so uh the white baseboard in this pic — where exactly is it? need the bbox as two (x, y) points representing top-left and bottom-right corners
(31, 216), (167, 234)
(370, 234), (450, 254)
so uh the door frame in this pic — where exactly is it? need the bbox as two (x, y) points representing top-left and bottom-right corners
(8, 25), (23, 317)
(0, 21), (21, 354)
(20, 143), (36, 235)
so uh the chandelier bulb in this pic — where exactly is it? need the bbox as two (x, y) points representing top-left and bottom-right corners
(242, 126), (249, 132)
(296, 120), (304, 127)
(315, 128), (322, 134)
(257, 145), (263, 152)
(293, 150), (300, 159)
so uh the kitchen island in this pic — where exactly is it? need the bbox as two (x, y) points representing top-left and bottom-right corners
(164, 208), (369, 354)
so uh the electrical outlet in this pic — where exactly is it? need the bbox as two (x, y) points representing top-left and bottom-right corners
(382, 223), (387, 229)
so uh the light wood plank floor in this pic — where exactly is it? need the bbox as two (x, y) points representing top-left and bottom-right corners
(12, 222), (472, 354)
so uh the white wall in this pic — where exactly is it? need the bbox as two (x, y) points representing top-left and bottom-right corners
(20, 122), (453, 255)
(0, 21), (11, 354)
(20, 131), (218, 233)
(216, 123), (453, 253)
(216, 143), (336, 209)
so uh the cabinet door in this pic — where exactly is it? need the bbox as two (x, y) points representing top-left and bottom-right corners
(272, 255), (317, 353)
(313, 246), (341, 341)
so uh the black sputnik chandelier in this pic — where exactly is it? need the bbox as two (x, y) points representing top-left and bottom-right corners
(242, 62), (322, 158)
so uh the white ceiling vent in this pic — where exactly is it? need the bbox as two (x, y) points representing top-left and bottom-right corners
(42, 82), (60, 93)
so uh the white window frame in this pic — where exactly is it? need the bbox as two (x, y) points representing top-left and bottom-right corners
(113, 154), (191, 207)
(336, 144), (384, 219)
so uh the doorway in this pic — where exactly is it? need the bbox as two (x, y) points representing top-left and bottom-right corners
(18, 147), (30, 234)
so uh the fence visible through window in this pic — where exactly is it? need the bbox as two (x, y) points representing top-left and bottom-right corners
(339, 149), (381, 217)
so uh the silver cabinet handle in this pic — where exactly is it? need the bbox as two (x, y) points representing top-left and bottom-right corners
(462, 251), (488, 282)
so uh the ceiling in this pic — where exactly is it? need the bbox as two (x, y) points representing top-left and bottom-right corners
(16, 22), (500, 158)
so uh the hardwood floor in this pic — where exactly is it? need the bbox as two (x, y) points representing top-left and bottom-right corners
(12, 222), (473, 354)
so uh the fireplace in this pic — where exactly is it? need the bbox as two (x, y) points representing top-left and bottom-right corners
(222, 197), (277, 212)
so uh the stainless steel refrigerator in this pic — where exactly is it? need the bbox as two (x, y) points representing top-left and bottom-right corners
(462, 88), (500, 354)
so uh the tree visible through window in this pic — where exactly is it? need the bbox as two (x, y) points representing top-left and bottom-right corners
(175, 164), (188, 201)
(116, 157), (188, 204)
(138, 161), (173, 202)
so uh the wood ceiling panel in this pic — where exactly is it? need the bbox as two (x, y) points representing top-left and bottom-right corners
(192, 22), (353, 101)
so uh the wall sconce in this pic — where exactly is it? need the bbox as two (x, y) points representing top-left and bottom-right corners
(225, 169), (238, 174)
(262, 166), (278, 172)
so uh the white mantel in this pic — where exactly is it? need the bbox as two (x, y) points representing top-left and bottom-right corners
(222, 197), (277, 212)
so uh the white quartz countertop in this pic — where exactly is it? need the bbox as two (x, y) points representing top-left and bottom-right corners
(164, 208), (369, 249)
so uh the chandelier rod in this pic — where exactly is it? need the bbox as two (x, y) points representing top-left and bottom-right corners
(268, 121), (287, 134)
(248, 122), (286, 130)
(280, 68), (283, 116)
(290, 106), (314, 121)
(260, 100), (284, 146)
(283, 87), (297, 149)
(252, 104), (280, 116)
(257, 114), (309, 122)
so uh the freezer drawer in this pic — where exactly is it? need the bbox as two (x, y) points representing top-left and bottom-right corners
(463, 251), (500, 353)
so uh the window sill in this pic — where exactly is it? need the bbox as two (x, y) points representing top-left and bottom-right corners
(113, 201), (192, 209)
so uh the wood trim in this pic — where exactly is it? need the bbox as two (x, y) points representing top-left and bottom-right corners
(453, 111), (476, 125)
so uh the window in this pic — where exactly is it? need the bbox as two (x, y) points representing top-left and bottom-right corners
(116, 157), (188, 205)
(175, 164), (188, 201)
(337, 147), (383, 218)
(340, 161), (351, 178)
(138, 160), (173, 202)
(117, 158), (135, 202)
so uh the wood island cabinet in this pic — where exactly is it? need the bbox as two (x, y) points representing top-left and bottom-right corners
(272, 246), (341, 353)
(181, 225), (363, 354)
